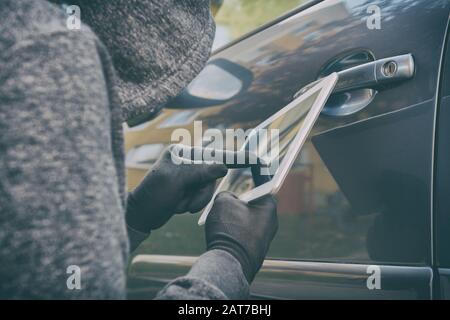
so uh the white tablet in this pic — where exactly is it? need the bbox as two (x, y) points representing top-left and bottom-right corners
(198, 73), (338, 225)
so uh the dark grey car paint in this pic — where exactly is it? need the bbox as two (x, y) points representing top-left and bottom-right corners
(434, 17), (450, 299)
(127, 0), (450, 299)
(128, 255), (432, 299)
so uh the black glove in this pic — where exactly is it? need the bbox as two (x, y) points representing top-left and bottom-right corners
(126, 145), (228, 233)
(205, 191), (278, 283)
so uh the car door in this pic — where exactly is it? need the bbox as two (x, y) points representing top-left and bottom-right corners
(126, 0), (450, 299)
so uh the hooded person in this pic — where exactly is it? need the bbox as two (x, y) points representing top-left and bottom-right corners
(0, 0), (278, 299)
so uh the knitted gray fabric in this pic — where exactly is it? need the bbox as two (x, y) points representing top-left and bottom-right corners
(69, 0), (216, 121)
(0, 0), (248, 299)
(156, 250), (249, 300)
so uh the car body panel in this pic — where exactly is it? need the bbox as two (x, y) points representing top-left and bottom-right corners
(434, 15), (450, 299)
(126, 0), (450, 299)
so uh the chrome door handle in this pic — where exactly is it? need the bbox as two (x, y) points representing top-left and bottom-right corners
(295, 54), (415, 98)
(333, 54), (415, 94)
(294, 54), (415, 117)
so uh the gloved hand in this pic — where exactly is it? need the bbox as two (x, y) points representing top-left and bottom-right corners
(205, 192), (278, 283)
(126, 145), (228, 233)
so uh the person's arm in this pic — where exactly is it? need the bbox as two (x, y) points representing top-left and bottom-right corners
(156, 249), (249, 300)
(0, 31), (129, 299)
(156, 192), (278, 300)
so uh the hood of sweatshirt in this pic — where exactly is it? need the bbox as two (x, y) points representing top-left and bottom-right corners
(54, 0), (215, 123)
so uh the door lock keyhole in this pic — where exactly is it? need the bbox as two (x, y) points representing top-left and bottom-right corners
(382, 61), (398, 77)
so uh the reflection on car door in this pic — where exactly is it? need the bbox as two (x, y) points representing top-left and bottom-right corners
(127, 0), (450, 299)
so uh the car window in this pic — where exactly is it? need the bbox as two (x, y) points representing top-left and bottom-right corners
(134, 103), (431, 266)
(199, 88), (430, 267)
(212, 0), (307, 50)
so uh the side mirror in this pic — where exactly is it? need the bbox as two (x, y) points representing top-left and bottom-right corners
(165, 58), (253, 109)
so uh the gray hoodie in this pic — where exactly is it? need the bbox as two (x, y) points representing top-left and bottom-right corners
(0, 0), (248, 299)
